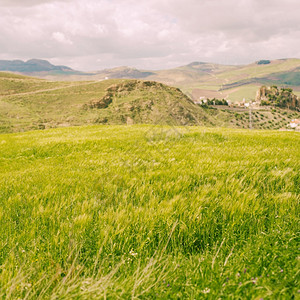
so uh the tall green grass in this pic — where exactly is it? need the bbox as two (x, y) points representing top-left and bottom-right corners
(0, 125), (299, 299)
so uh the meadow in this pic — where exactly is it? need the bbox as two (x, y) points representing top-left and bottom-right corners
(0, 125), (299, 299)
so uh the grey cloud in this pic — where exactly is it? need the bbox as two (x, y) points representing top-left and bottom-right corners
(151, 0), (300, 40)
(0, 0), (70, 6)
(0, 0), (299, 70)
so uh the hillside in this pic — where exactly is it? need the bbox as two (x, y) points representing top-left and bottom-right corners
(0, 73), (214, 133)
(189, 59), (300, 102)
(1, 125), (299, 298)
(32, 58), (300, 103)
(3, 58), (300, 103)
(85, 80), (211, 126)
(201, 105), (300, 130)
(0, 72), (76, 96)
(106, 59), (300, 102)
(95, 66), (155, 79)
(1, 72), (300, 133)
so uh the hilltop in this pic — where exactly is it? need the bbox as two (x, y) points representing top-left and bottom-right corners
(85, 80), (211, 126)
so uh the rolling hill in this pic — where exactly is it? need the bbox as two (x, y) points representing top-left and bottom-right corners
(2, 58), (300, 109)
(1, 72), (299, 134)
(0, 72), (214, 133)
(108, 59), (300, 102)
(143, 58), (300, 102)
(4, 58), (300, 103)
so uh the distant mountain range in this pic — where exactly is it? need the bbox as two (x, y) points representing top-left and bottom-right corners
(1, 58), (300, 102)
(0, 59), (86, 75)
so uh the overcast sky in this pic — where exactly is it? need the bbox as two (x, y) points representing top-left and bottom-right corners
(0, 0), (300, 71)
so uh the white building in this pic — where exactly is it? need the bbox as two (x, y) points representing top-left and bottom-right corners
(289, 119), (300, 129)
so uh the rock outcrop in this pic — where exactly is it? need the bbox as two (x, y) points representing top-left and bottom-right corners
(256, 86), (299, 110)
(87, 80), (209, 125)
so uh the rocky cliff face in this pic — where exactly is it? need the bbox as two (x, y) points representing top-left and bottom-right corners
(256, 86), (299, 110)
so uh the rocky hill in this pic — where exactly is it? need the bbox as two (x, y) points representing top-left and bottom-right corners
(256, 86), (299, 110)
(86, 80), (211, 126)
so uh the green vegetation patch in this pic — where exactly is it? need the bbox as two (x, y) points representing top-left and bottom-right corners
(0, 125), (299, 299)
(257, 60), (271, 65)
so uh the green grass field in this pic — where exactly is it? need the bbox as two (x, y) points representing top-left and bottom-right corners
(0, 125), (299, 299)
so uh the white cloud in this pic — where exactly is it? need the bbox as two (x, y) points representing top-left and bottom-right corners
(52, 32), (73, 45)
(0, 0), (299, 70)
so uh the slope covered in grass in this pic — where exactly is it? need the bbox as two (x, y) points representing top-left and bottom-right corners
(190, 59), (300, 102)
(105, 59), (300, 103)
(1, 72), (299, 133)
(0, 72), (74, 96)
(9, 58), (300, 103)
(0, 73), (113, 133)
(0, 125), (299, 299)
(86, 80), (212, 126)
(0, 75), (213, 133)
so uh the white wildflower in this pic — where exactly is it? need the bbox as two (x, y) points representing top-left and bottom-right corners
(129, 249), (138, 257)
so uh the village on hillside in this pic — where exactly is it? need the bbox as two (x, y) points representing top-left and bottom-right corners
(194, 85), (300, 131)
